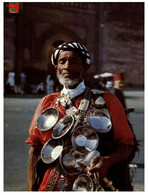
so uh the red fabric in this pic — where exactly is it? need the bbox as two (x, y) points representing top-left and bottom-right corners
(25, 92), (66, 149)
(38, 166), (54, 191)
(103, 92), (134, 145)
(114, 73), (124, 81)
(38, 167), (77, 191)
(25, 91), (134, 191)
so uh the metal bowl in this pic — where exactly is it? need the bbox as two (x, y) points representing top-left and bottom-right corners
(72, 174), (94, 191)
(41, 138), (63, 164)
(52, 115), (74, 139)
(36, 108), (59, 131)
(71, 125), (99, 154)
(78, 150), (100, 168)
(86, 108), (112, 133)
(59, 146), (84, 175)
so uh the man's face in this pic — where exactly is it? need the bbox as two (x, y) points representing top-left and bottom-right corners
(55, 51), (87, 89)
(114, 80), (124, 90)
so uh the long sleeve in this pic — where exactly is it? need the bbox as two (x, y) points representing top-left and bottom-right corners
(103, 92), (134, 145)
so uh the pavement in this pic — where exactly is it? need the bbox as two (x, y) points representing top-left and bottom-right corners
(124, 89), (144, 191)
(3, 88), (144, 191)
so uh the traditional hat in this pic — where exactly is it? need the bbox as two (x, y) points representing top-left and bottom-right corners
(114, 73), (124, 81)
(51, 41), (91, 67)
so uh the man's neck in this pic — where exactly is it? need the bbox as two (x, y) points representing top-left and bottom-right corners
(62, 80), (86, 98)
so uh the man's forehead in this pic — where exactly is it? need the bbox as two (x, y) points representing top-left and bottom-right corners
(58, 50), (81, 59)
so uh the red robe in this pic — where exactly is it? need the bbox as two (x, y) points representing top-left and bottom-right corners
(25, 91), (134, 191)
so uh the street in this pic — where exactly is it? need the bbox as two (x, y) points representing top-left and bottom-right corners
(4, 88), (144, 191)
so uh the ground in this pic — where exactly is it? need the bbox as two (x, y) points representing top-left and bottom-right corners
(4, 88), (144, 191)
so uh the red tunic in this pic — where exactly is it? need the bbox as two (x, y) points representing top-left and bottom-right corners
(25, 91), (134, 191)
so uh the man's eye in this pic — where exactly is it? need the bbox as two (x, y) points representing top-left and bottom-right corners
(59, 60), (65, 64)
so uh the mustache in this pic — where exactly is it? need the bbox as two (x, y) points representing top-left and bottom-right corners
(62, 70), (72, 74)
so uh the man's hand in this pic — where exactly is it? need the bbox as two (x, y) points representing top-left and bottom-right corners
(87, 144), (133, 179)
(87, 156), (110, 179)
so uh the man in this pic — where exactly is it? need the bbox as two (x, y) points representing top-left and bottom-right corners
(26, 42), (135, 191)
(111, 73), (126, 109)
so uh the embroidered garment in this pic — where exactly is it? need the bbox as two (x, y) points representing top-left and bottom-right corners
(25, 91), (134, 191)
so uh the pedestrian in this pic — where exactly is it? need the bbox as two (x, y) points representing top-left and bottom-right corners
(105, 80), (113, 91)
(6, 72), (15, 94)
(20, 72), (26, 93)
(111, 73), (126, 109)
(25, 42), (137, 191)
(46, 74), (54, 94)
(36, 82), (45, 94)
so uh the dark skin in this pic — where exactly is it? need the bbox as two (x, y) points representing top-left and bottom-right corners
(114, 80), (124, 90)
(27, 51), (89, 190)
(87, 144), (133, 179)
(27, 50), (133, 190)
(55, 51), (89, 89)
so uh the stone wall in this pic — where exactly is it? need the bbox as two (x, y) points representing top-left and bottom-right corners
(100, 3), (144, 86)
(4, 2), (144, 87)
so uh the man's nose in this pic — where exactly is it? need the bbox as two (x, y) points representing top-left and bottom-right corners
(64, 60), (71, 69)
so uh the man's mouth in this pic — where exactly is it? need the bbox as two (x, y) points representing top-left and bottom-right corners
(62, 71), (72, 78)
(57, 70), (81, 87)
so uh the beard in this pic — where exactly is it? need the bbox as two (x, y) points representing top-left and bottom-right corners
(57, 70), (83, 88)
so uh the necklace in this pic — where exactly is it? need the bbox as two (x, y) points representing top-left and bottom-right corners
(55, 88), (91, 117)
(55, 91), (76, 115)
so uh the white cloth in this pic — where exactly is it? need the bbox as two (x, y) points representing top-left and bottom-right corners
(46, 75), (54, 94)
(7, 72), (15, 86)
(62, 81), (86, 98)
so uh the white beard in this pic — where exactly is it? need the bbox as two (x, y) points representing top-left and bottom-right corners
(57, 70), (82, 87)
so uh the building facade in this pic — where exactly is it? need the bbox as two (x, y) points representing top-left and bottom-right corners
(4, 2), (144, 88)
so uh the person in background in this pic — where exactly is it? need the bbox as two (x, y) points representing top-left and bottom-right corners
(20, 72), (27, 94)
(46, 74), (54, 94)
(105, 80), (113, 92)
(111, 73), (138, 158)
(5, 72), (15, 94)
(111, 73), (126, 109)
(36, 82), (45, 94)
